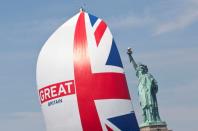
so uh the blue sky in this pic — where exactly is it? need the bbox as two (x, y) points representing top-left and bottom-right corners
(0, 0), (198, 131)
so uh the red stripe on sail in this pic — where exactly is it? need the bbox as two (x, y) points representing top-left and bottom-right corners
(92, 73), (130, 100)
(94, 21), (107, 46)
(74, 12), (131, 131)
(106, 125), (114, 131)
(73, 12), (103, 131)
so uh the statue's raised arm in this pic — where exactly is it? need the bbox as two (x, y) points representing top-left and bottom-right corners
(127, 48), (137, 70)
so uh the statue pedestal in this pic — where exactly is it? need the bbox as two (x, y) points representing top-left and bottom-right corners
(140, 123), (171, 131)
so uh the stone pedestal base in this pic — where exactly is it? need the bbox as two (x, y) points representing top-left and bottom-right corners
(140, 124), (171, 131)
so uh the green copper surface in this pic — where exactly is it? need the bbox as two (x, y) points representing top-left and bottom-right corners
(127, 48), (166, 127)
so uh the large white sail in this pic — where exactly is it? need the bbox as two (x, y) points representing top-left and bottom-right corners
(36, 10), (139, 131)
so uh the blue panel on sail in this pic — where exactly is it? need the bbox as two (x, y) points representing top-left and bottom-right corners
(88, 14), (98, 26)
(106, 40), (123, 68)
(108, 112), (139, 131)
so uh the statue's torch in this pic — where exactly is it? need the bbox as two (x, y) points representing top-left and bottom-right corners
(127, 47), (137, 70)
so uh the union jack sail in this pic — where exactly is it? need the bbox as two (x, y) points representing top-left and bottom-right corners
(37, 10), (139, 131)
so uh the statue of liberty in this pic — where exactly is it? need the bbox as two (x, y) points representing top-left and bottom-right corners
(127, 48), (166, 127)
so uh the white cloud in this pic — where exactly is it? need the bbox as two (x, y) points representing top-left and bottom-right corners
(106, 0), (198, 36)
(165, 79), (198, 103)
(159, 79), (198, 130)
(0, 112), (45, 131)
(160, 106), (198, 131)
(107, 14), (154, 30)
(153, 0), (198, 35)
(1, 17), (65, 44)
(133, 47), (198, 68)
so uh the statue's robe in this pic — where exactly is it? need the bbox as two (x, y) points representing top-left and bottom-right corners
(137, 73), (158, 110)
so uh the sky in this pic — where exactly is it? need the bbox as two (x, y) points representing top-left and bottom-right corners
(0, 0), (198, 131)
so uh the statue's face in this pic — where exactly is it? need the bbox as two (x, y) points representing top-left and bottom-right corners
(136, 68), (144, 77)
(136, 70), (142, 77)
(137, 65), (148, 76)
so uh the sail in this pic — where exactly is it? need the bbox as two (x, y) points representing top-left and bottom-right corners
(36, 10), (139, 131)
